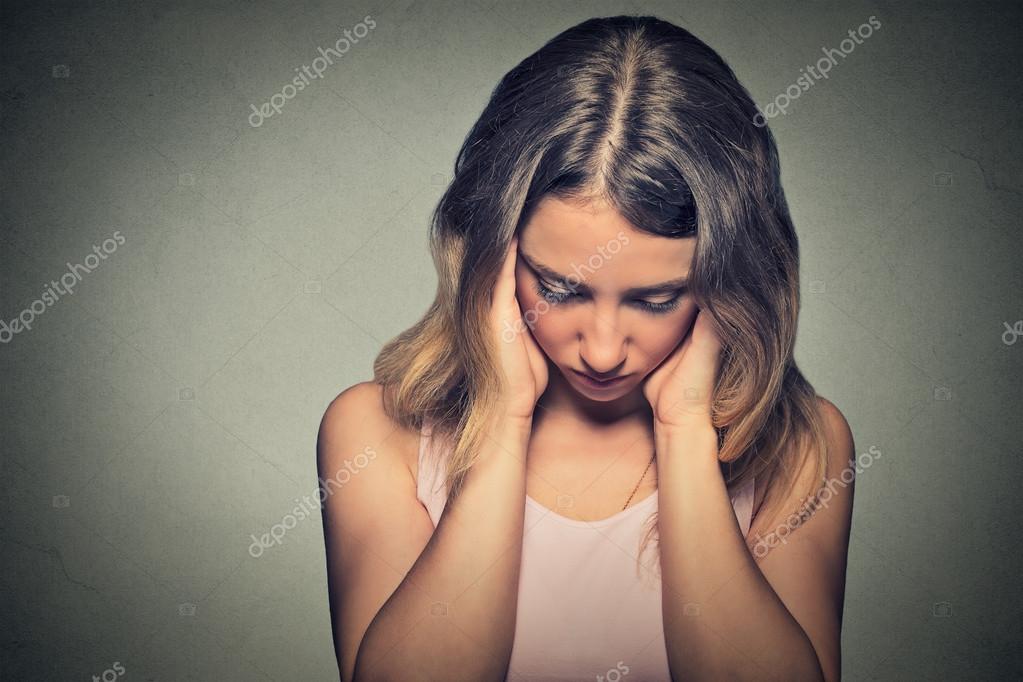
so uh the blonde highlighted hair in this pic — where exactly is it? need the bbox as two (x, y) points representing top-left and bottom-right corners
(373, 15), (830, 573)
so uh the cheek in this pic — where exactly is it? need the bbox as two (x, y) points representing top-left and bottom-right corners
(514, 280), (570, 350)
(632, 330), (679, 370)
(634, 304), (700, 369)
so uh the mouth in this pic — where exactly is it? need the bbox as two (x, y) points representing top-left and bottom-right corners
(572, 369), (630, 389)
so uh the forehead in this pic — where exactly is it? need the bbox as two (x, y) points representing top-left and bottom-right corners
(519, 196), (696, 279)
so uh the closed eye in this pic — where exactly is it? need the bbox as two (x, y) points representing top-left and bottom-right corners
(534, 280), (684, 315)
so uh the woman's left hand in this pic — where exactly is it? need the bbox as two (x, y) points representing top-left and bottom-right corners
(642, 307), (725, 434)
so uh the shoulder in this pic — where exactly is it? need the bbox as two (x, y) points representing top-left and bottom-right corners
(317, 381), (422, 484)
(317, 384), (438, 682)
(816, 396), (852, 445)
(746, 396), (855, 682)
(785, 395), (854, 477)
(751, 395), (855, 537)
(814, 396), (855, 479)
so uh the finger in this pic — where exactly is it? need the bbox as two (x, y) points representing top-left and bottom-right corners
(692, 309), (723, 364)
(658, 307), (699, 373)
(493, 237), (524, 344)
(503, 235), (519, 276)
(493, 236), (518, 308)
(676, 311), (723, 405)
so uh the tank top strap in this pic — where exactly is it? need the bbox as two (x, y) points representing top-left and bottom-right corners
(730, 475), (756, 538)
(419, 417), (757, 537)
(416, 419), (448, 526)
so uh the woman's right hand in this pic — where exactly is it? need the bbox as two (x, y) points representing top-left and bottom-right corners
(490, 235), (548, 420)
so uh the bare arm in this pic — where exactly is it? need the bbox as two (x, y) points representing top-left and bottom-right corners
(656, 398), (854, 681)
(318, 383), (438, 682)
(642, 312), (852, 680)
(353, 415), (533, 682)
(335, 236), (545, 680)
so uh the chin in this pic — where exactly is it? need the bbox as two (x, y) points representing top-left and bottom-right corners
(564, 369), (638, 400)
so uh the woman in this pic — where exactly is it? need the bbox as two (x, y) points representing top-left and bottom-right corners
(318, 14), (855, 682)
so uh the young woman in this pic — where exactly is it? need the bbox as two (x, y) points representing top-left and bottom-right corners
(318, 15), (855, 682)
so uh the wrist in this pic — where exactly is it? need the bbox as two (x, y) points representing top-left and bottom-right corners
(493, 413), (534, 437)
(654, 421), (719, 460)
(653, 417), (717, 438)
(494, 396), (539, 425)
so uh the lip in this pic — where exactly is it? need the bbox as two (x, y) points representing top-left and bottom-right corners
(572, 369), (630, 390)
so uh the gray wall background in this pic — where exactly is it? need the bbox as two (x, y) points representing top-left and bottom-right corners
(1, 0), (1020, 680)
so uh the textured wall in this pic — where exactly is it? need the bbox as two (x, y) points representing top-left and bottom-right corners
(1, 1), (1020, 680)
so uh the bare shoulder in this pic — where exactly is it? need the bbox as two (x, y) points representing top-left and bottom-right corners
(317, 381), (422, 484)
(815, 396), (855, 479)
(744, 395), (855, 681)
(816, 394), (852, 441)
(751, 395), (855, 531)
(317, 381), (436, 681)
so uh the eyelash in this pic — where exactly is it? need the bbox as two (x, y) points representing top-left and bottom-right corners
(534, 280), (683, 315)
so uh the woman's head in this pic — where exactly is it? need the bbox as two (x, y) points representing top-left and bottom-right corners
(515, 194), (700, 403)
(430, 14), (801, 416)
(375, 15), (828, 528)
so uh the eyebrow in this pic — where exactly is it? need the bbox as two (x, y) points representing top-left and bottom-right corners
(518, 250), (689, 297)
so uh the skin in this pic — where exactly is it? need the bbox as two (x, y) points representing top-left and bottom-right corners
(501, 194), (853, 680)
(321, 193), (851, 681)
(511, 194), (705, 518)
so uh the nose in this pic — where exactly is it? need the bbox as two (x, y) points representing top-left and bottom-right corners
(579, 309), (627, 377)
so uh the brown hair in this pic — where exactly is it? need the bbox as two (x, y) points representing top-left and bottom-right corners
(372, 15), (830, 573)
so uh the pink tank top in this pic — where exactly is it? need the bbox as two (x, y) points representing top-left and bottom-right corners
(415, 420), (756, 682)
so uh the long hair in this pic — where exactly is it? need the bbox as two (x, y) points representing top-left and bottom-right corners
(373, 15), (830, 575)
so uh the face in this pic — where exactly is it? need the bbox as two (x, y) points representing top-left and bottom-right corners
(515, 195), (700, 402)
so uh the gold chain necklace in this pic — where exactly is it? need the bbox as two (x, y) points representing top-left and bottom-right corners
(621, 453), (656, 510)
